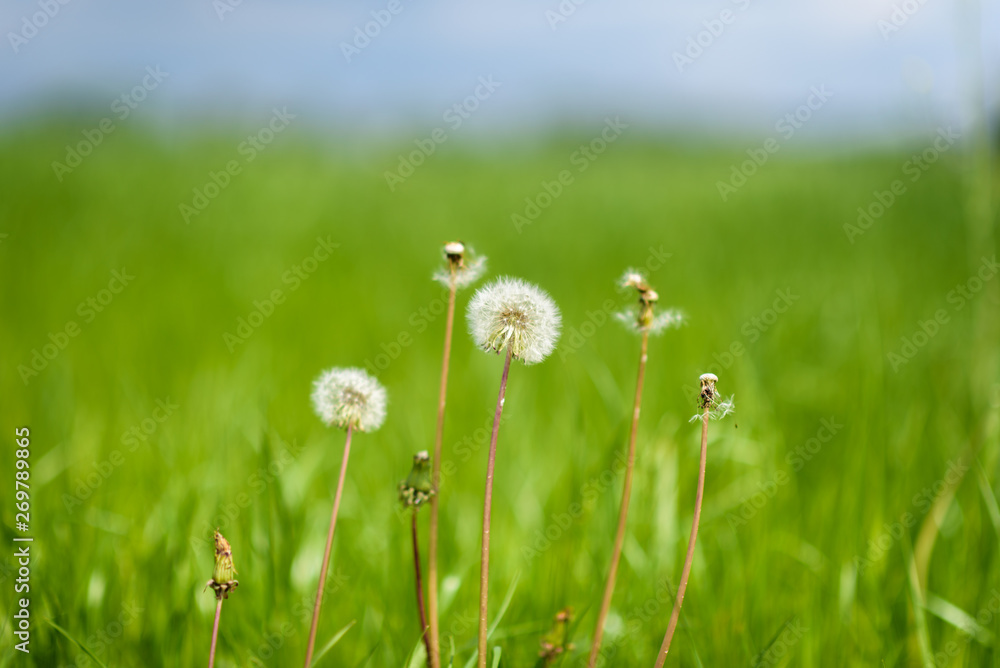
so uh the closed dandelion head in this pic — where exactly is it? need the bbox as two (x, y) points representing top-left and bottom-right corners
(311, 367), (387, 432)
(690, 372), (735, 421)
(205, 529), (239, 600)
(398, 450), (435, 508)
(467, 277), (561, 365)
(433, 240), (487, 289)
(614, 269), (684, 335)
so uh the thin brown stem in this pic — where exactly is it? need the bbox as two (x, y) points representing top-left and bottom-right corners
(208, 598), (223, 668)
(427, 266), (456, 668)
(304, 424), (354, 668)
(587, 330), (649, 668)
(412, 510), (432, 664)
(477, 349), (513, 668)
(653, 406), (709, 668)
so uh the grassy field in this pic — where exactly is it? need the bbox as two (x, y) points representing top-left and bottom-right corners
(0, 120), (998, 667)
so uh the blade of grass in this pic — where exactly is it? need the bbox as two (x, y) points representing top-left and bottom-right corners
(925, 592), (995, 646)
(311, 620), (357, 666)
(44, 617), (109, 668)
(490, 647), (502, 668)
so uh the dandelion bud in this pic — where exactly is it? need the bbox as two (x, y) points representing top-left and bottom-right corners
(205, 529), (239, 600)
(398, 450), (435, 508)
(434, 241), (487, 289)
(467, 277), (561, 364)
(311, 367), (387, 432)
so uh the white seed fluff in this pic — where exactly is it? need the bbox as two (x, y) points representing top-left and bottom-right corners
(311, 367), (387, 432)
(467, 276), (561, 365)
(615, 306), (686, 335)
(433, 247), (487, 289)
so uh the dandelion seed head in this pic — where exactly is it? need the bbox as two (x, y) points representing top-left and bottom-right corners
(615, 268), (684, 336)
(467, 276), (561, 365)
(311, 367), (387, 432)
(690, 373), (734, 421)
(433, 241), (487, 289)
(399, 450), (434, 508)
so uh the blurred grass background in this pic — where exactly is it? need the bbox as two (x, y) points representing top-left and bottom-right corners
(0, 121), (998, 667)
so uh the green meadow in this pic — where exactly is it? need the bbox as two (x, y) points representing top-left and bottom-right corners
(0, 121), (998, 667)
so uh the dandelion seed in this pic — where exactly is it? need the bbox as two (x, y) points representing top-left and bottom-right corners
(467, 277), (561, 364)
(433, 241), (487, 289)
(311, 367), (387, 432)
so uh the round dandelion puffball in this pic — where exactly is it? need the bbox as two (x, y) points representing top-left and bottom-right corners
(467, 277), (561, 364)
(311, 367), (387, 432)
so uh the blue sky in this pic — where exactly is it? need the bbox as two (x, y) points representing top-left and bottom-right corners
(2, 0), (997, 144)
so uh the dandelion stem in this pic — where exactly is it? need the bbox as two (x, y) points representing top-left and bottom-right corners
(304, 423), (354, 668)
(654, 404), (709, 668)
(427, 264), (456, 668)
(477, 348), (513, 668)
(587, 330), (648, 667)
(412, 510), (432, 664)
(208, 598), (223, 668)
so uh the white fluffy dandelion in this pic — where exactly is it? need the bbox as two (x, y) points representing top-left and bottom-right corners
(311, 367), (387, 432)
(304, 365), (387, 665)
(467, 277), (561, 364)
(433, 241), (487, 289)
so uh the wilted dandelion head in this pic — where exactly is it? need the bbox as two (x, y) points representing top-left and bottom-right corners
(690, 373), (735, 421)
(433, 240), (487, 289)
(467, 277), (561, 364)
(398, 450), (435, 508)
(311, 367), (387, 432)
(615, 269), (684, 335)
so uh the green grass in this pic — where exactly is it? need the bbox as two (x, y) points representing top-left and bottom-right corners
(0, 120), (998, 667)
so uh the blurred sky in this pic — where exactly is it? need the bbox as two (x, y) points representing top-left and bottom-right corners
(1, 0), (998, 144)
